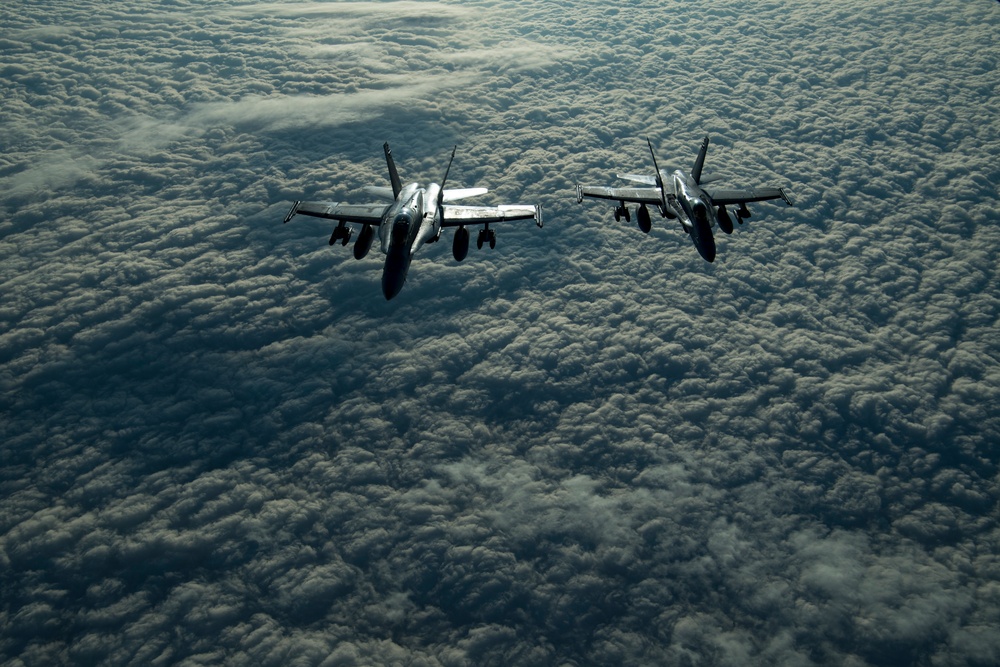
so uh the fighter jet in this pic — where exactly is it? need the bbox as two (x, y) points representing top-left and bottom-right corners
(283, 143), (542, 300)
(576, 136), (792, 262)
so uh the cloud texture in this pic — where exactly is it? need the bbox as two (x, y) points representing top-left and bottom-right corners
(1, 0), (998, 665)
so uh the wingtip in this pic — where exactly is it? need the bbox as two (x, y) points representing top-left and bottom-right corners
(283, 200), (301, 223)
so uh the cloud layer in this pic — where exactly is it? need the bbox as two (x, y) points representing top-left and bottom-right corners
(1, 0), (998, 665)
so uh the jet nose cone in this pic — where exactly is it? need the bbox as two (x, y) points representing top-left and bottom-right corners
(693, 214), (716, 263)
(382, 279), (403, 300)
(381, 250), (408, 300)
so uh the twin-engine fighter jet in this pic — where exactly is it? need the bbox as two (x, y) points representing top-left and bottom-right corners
(576, 136), (792, 262)
(284, 143), (542, 300)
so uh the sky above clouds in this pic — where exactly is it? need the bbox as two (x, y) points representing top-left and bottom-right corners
(1, 0), (998, 665)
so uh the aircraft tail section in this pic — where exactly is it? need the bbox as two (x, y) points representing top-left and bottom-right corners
(362, 185), (396, 200)
(383, 142), (402, 199)
(692, 136), (709, 185)
(442, 187), (488, 202)
(618, 173), (657, 185)
(646, 137), (669, 212)
(438, 146), (457, 208)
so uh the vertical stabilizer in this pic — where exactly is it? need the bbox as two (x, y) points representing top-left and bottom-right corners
(383, 142), (402, 199)
(438, 146), (457, 207)
(646, 137), (668, 212)
(692, 136), (709, 185)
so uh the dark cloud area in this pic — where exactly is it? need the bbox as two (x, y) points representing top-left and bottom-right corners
(1, 0), (998, 664)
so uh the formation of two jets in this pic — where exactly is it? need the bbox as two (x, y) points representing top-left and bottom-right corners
(283, 137), (793, 300)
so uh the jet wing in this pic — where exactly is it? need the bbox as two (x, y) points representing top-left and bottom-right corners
(576, 185), (663, 206)
(283, 200), (389, 225)
(441, 204), (543, 228)
(706, 187), (793, 206)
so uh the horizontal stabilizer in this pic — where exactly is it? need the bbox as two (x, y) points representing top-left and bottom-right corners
(617, 173), (657, 185)
(362, 185), (396, 200)
(442, 187), (488, 202)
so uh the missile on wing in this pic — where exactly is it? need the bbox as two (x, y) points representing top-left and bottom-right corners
(329, 223), (352, 246)
(476, 227), (496, 250)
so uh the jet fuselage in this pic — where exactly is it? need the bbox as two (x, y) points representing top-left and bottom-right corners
(377, 182), (446, 299)
(670, 170), (717, 263)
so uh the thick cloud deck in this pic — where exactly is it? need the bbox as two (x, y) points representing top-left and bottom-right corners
(1, 0), (998, 665)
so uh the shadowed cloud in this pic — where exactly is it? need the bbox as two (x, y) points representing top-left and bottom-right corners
(1, 0), (999, 665)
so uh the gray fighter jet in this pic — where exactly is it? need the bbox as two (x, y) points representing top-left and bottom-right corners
(576, 137), (792, 262)
(284, 143), (542, 300)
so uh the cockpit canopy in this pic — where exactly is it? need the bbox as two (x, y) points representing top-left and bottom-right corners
(392, 210), (414, 244)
